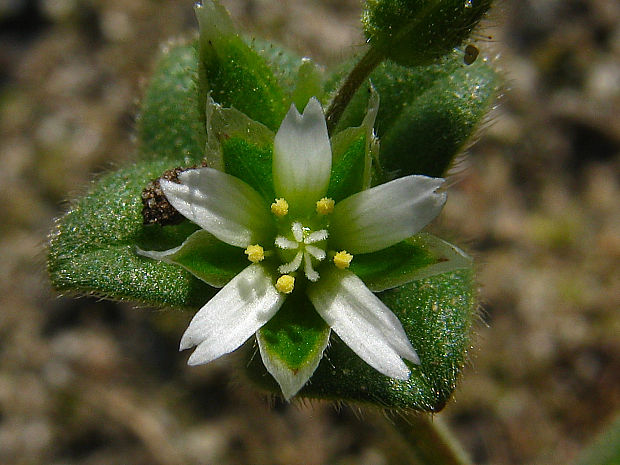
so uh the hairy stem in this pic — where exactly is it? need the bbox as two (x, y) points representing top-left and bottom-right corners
(325, 46), (384, 135)
(390, 413), (473, 465)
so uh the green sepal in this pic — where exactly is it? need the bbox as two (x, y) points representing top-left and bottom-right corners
(351, 233), (472, 292)
(246, 267), (475, 412)
(332, 51), (500, 179)
(137, 221), (200, 251)
(257, 291), (330, 399)
(204, 96), (276, 200)
(137, 230), (248, 288)
(195, 1), (288, 131)
(222, 139), (275, 202)
(327, 89), (379, 199)
(362, 0), (492, 67)
(327, 134), (366, 202)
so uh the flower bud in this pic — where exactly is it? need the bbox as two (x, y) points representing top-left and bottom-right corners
(362, 0), (492, 67)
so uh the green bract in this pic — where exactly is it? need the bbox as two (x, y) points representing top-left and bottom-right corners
(362, 0), (493, 67)
(47, 0), (497, 411)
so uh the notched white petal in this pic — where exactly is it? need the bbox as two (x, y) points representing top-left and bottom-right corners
(161, 168), (274, 248)
(308, 268), (419, 379)
(273, 98), (331, 213)
(180, 264), (285, 365)
(330, 175), (447, 254)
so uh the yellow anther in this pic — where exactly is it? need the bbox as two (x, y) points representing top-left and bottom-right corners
(333, 250), (353, 269)
(316, 197), (335, 215)
(271, 198), (289, 217)
(275, 274), (295, 294)
(244, 244), (265, 263)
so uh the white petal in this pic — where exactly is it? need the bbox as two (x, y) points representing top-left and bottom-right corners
(257, 327), (330, 401)
(329, 175), (446, 254)
(180, 264), (285, 365)
(161, 168), (274, 248)
(273, 98), (331, 214)
(307, 268), (419, 379)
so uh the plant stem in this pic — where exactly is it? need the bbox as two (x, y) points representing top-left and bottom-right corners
(390, 413), (473, 465)
(325, 46), (384, 135)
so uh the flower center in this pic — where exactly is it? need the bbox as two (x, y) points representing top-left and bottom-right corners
(275, 221), (328, 282)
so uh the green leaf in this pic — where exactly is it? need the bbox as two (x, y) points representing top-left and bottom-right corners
(49, 42), (214, 308)
(136, 42), (206, 163)
(362, 0), (492, 67)
(245, 268), (476, 412)
(333, 51), (501, 179)
(257, 292), (330, 400)
(195, 1), (288, 130)
(351, 233), (472, 291)
(137, 230), (247, 288)
(48, 162), (214, 308)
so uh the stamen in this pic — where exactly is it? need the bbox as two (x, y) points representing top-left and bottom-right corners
(316, 197), (335, 215)
(271, 198), (289, 217)
(304, 253), (320, 282)
(334, 250), (353, 269)
(305, 245), (326, 261)
(244, 244), (265, 263)
(275, 236), (299, 250)
(278, 251), (303, 274)
(304, 229), (328, 244)
(291, 222), (304, 242)
(276, 275), (295, 294)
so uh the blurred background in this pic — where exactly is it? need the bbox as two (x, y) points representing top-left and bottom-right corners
(1, 0), (618, 464)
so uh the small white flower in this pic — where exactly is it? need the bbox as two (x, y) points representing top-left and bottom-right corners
(139, 98), (447, 399)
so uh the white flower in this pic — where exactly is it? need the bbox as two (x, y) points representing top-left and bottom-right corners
(139, 98), (447, 399)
